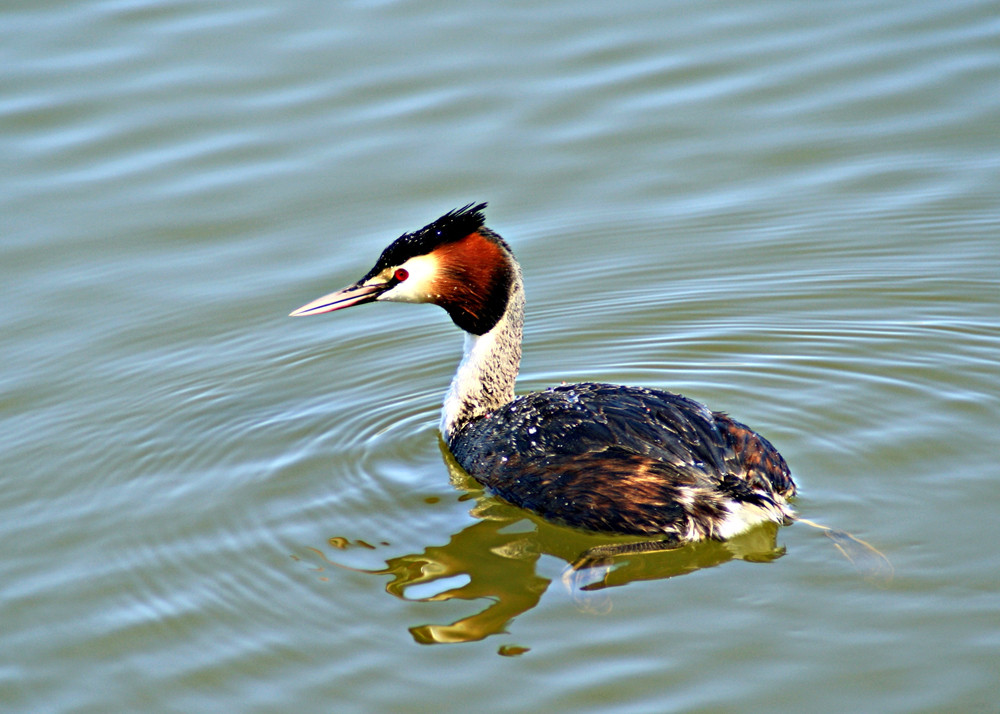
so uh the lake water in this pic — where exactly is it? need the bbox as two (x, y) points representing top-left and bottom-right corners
(3, 0), (999, 711)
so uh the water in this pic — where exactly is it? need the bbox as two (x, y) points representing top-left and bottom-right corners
(3, 0), (999, 711)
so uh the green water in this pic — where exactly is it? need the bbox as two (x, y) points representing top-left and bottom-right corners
(3, 0), (998, 711)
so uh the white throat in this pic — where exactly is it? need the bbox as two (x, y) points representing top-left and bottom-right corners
(440, 278), (524, 440)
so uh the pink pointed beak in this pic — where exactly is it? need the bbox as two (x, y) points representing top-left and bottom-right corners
(289, 281), (390, 317)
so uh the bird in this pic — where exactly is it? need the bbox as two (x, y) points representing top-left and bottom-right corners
(290, 203), (796, 555)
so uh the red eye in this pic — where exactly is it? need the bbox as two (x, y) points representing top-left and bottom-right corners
(394, 268), (409, 282)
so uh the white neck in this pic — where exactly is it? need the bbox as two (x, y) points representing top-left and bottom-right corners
(440, 277), (524, 440)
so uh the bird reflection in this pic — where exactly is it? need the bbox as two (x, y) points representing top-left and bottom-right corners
(303, 446), (788, 646)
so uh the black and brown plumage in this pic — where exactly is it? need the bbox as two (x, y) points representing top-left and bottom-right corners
(291, 203), (797, 554)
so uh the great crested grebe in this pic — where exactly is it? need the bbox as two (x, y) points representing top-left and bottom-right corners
(291, 203), (797, 550)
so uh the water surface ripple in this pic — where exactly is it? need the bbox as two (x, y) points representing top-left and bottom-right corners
(2, 0), (998, 711)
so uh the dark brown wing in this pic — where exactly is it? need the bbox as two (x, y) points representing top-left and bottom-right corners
(448, 382), (793, 537)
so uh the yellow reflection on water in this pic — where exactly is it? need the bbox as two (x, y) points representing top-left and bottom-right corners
(303, 445), (790, 646)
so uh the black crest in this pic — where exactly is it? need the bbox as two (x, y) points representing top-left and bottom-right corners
(363, 202), (500, 281)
